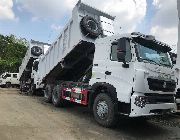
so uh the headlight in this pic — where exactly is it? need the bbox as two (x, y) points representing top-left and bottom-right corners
(134, 96), (147, 108)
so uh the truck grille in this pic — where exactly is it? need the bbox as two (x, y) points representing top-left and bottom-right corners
(144, 93), (175, 104)
(147, 78), (176, 92)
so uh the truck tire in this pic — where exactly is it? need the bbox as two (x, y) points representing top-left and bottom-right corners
(52, 85), (64, 107)
(31, 46), (42, 56)
(19, 82), (23, 94)
(6, 82), (11, 88)
(44, 85), (52, 103)
(28, 83), (35, 96)
(93, 93), (117, 127)
(80, 16), (101, 38)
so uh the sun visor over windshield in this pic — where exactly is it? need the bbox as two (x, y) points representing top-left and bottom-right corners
(133, 37), (172, 53)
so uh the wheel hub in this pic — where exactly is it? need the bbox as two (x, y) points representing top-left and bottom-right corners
(97, 101), (108, 119)
(87, 20), (98, 31)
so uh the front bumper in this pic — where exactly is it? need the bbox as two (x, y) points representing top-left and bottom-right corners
(129, 92), (176, 117)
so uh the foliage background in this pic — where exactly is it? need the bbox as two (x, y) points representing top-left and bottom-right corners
(0, 34), (27, 74)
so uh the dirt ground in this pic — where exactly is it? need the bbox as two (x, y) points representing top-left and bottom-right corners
(0, 88), (180, 140)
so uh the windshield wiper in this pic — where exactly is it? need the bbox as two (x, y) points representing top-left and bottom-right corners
(140, 58), (159, 65)
(140, 58), (171, 67)
(158, 62), (171, 67)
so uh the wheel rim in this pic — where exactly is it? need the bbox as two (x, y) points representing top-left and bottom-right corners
(87, 19), (98, 31)
(96, 100), (108, 119)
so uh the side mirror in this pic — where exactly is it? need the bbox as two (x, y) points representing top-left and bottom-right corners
(117, 37), (127, 63)
(172, 57), (176, 65)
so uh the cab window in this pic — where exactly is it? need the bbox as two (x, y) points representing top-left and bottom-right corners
(110, 39), (132, 62)
(13, 74), (17, 78)
(6, 74), (11, 77)
(3, 74), (11, 79)
(111, 44), (118, 61)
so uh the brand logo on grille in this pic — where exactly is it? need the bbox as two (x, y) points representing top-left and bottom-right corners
(163, 82), (167, 88)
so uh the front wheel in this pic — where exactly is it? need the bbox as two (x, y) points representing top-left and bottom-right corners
(93, 93), (117, 127)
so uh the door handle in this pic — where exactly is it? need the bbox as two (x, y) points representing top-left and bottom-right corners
(105, 71), (111, 75)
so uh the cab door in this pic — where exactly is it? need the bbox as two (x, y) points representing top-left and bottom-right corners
(105, 38), (135, 103)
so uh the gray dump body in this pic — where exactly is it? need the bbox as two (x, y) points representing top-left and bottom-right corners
(38, 1), (115, 84)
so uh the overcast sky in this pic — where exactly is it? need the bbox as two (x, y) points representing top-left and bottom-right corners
(0, 0), (178, 51)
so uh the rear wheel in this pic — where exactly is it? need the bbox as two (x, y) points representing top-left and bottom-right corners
(52, 85), (64, 107)
(6, 82), (11, 88)
(44, 85), (52, 103)
(19, 82), (23, 94)
(93, 93), (117, 127)
(28, 83), (35, 96)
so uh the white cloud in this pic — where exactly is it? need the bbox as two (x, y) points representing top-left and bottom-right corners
(152, 0), (161, 8)
(16, 0), (72, 19)
(150, 26), (177, 47)
(16, 0), (147, 34)
(150, 0), (178, 49)
(65, 0), (78, 10)
(83, 0), (147, 33)
(31, 17), (39, 22)
(51, 24), (63, 31)
(0, 0), (15, 20)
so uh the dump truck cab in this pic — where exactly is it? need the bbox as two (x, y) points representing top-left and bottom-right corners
(89, 32), (176, 117)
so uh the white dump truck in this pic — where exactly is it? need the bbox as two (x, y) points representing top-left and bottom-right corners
(19, 40), (50, 93)
(0, 72), (19, 88)
(29, 1), (176, 127)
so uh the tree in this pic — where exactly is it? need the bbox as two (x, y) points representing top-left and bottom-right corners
(0, 34), (27, 74)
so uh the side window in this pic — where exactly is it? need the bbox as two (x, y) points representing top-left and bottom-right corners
(110, 39), (132, 62)
(125, 41), (132, 62)
(111, 44), (118, 61)
(13, 74), (17, 78)
(6, 74), (11, 77)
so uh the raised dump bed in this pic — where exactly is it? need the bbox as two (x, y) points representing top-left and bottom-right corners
(38, 1), (115, 84)
(19, 40), (50, 90)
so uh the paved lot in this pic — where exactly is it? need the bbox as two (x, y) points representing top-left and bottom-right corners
(0, 88), (180, 140)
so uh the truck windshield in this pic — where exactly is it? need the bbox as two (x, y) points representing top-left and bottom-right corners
(136, 43), (172, 67)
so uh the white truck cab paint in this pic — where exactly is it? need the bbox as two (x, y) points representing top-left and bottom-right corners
(89, 33), (176, 117)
